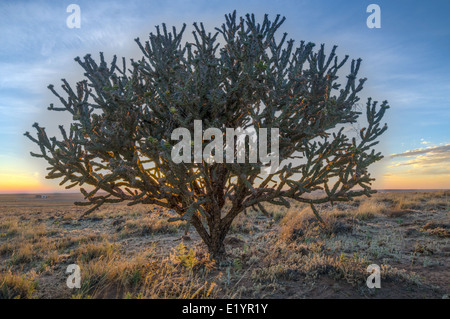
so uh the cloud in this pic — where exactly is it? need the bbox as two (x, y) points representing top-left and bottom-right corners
(0, 61), (61, 94)
(386, 144), (450, 180)
(381, 143), (450, 189)
(420, 167), (450, 175)
(390, 144), (450, 159)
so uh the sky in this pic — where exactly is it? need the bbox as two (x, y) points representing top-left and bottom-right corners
(0, 0), (449, 193)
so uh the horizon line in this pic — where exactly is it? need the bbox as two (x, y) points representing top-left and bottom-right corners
(0, 188), (449, 195)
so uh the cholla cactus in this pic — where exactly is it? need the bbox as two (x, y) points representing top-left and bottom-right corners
(25, 11), (388, 258)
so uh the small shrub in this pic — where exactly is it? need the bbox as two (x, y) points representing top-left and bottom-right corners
(73, 242), (116, 262)
(353, 200), (386, 220)
(0, 270), (38, 299)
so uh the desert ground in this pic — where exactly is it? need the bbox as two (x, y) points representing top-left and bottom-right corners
(0, 191), (448, 299)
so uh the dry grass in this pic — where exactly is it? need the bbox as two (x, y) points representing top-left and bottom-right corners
(353, 200), (386, 220)
(0, 270), (38, 299)
(0, 191), (448, 298)
(74, 242), (219, 299)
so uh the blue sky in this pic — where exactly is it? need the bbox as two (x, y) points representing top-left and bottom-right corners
(0, 0), (449, 191)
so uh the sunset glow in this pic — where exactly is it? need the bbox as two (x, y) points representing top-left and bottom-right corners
(0, 172), (46, 193)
